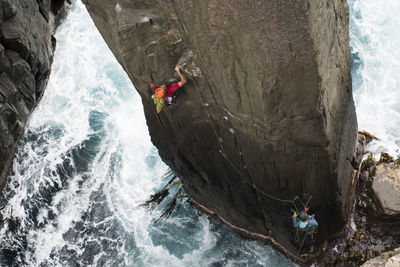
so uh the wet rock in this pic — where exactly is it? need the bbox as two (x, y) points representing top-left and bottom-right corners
(309, 142), (400, 266)
(83, 0), (357, 259)
(370, 164), (400, 216)
(0, 0), (73, 193)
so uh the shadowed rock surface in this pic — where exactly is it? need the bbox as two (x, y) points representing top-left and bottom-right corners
(304, 134), (400, 266)
(0, 0), (72, 191)
(82, 0), (358, 258)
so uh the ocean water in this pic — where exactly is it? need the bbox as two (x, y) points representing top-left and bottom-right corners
(349, 0), (400, 157)
(1, 0), (399, 266)
(0, 1), (295, 266)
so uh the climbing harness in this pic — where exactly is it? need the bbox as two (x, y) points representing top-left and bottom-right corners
(297, 228), (318, 256)
(291, 203), (318, 255)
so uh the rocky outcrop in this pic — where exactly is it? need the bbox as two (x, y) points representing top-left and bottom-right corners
(370, 164), (400, 216)
(362, 250), (400, 267)
(82, 0), (357, 258)
(360, 152), (400, 221)
(0, 0), (72, 191)
(307, 133), (400, 266)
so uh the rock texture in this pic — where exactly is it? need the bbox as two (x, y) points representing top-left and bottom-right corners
(82, 0), (357, 258)
(362, 250), (400, 267)
(371, 164), (400, 216)
(303, 134), (400, 266)
(0, 0), (72, 191)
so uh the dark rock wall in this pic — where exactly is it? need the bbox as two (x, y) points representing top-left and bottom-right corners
(308, 0), (357, 223)
(0, 0), (72, 191)
(82, 0), (357, 255)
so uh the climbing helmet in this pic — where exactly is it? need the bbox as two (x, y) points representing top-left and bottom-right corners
(155, 87), (165, 99)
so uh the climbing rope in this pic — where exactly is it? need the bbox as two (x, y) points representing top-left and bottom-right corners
(190, 77), (302, 215)
(172, 0), (302, 211)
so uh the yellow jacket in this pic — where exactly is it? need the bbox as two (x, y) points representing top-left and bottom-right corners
(151, 95), (166, 113)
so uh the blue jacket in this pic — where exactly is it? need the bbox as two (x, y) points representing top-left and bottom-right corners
(292, 216), (318, 233)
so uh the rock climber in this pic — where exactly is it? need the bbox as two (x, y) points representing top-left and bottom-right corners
(292, 207), (318, 233)
(149, 66), (187, 113)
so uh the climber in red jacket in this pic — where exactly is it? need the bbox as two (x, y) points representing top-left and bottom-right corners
(149, 66), (187, 105)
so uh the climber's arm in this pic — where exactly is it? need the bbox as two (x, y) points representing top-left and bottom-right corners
(175, 66), (187, 87)
(292, 212), (299, 228)
(292, 217), (299, 228)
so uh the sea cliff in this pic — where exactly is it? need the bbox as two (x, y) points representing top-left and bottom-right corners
(0, 0), (72, 190)
(82, 0), (358, 259)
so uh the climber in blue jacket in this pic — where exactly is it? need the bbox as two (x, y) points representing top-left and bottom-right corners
(292, 207), (318, 233)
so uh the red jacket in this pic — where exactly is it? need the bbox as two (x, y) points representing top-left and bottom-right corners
(152, 84), (181, 97)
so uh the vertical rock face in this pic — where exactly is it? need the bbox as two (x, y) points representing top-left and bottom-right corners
(83, 0), (357, 256)
(0, 0), (72, 190)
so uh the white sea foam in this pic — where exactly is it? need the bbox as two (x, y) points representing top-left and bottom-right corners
(350, 0), (400, 157)
(0, 1), (295, 266)
(0, 1), (397, 266)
